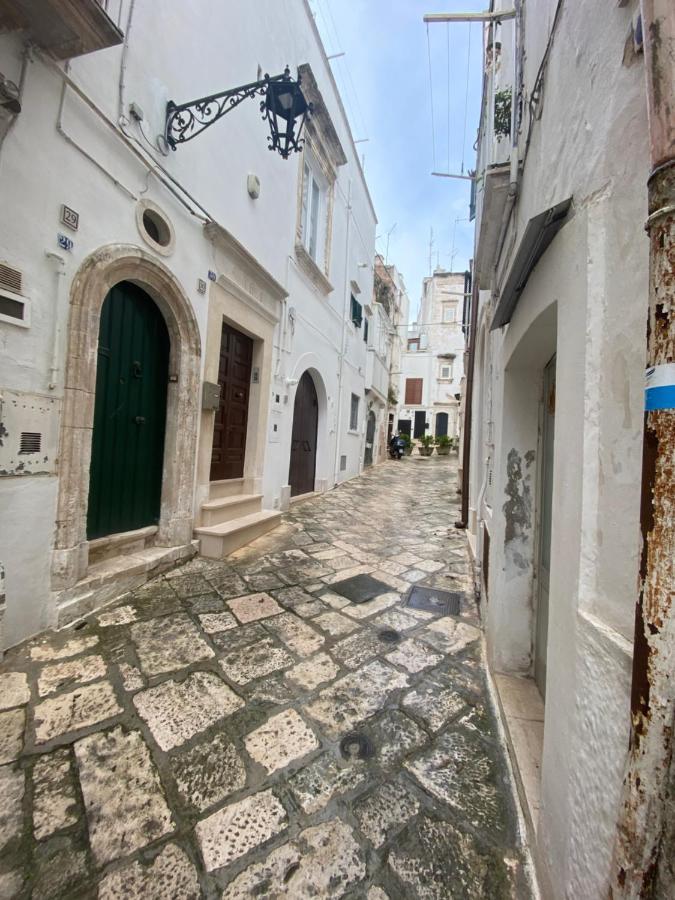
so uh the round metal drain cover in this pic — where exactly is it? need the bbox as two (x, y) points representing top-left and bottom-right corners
(377, 628), (401, 644)
(339, 731), (375, 760)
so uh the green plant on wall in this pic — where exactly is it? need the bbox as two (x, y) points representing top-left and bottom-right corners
(494, 89), (512, 139)
(387, 385), (398, 406)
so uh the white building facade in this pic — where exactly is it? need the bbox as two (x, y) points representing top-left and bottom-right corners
(464, 0), (651, 896)
(0, 0), (376, 651)
(399, 269), (467, 442)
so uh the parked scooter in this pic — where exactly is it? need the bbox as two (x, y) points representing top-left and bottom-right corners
(388, 434), (405, 459)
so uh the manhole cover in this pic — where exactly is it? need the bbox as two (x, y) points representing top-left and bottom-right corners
(339, 732), (375, 760)
(332, 574), (391, 604)
(404, 585), (462, 616)
(377, 628), (402, 644)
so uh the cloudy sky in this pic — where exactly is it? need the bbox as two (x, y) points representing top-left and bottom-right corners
(308, 0), (485, 320)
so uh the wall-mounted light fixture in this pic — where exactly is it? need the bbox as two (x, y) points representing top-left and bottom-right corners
(165, 66), (312, 159)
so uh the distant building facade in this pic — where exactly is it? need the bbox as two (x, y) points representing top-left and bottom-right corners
(398, 269), (467, 441)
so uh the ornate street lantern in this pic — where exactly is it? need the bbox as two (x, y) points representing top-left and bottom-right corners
(165, 66), (311, 159)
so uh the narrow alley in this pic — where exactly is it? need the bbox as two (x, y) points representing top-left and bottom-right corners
(0, 455), (529, 899)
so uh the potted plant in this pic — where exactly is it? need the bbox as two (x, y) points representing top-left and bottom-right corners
(418, 434), (434, 457)
(435, 434), (451, 456)
(400, 432), (413, 455)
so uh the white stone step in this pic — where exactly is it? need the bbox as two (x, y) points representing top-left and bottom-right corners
(200, 493), (263, 526)
(209, 477), (245, 500)
(195, 510), (282, 559)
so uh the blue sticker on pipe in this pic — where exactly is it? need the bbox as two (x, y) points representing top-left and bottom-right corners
(645, 364), (675, 411)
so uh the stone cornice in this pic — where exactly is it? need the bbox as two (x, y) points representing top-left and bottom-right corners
(204, 221), (288, 305)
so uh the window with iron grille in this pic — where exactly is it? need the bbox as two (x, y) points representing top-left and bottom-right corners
(349, 393), (359, 430)
(350, 295), (362, 328)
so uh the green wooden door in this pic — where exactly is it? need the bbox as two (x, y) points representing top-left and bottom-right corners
(87, 281), (169, 540)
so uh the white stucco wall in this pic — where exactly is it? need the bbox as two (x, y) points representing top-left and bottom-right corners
(467, 0), (648, 895)
(0, 0), (376, 649)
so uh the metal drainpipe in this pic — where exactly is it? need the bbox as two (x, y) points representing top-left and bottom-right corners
(333, 179), (353, 485)
(612, 2), (675, 896)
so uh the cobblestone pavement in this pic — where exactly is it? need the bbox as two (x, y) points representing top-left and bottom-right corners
(0, 455), (530, 899)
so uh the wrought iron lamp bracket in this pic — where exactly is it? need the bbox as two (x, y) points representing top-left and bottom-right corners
(165, 66), (311, 158)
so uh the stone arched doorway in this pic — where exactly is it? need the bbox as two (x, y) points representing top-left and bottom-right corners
(87, 281), (170, 539)
(289, 370), (319, 497)
(52, 245), (201, 592)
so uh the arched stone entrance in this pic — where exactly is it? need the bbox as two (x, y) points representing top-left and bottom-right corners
(87, 281), (170, 539)
(289, 370), (319, 496)
(52, 245), (201, 592)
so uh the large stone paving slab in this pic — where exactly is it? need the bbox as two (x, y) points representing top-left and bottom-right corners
(170, 731), (246, 812)
(289, 753), (366, 813)
(227, 592), (283, 623)
(98, 843), (201, 900)
(0, 708), (24, 762)
(219, 636), (294, 685)
(131, 614), (214, 676)
(134, 671), (244, 750)
(389, 814), (513, 899)
(75, 726), (173, 865)
(353, 779), (420, 847)
(305, 660), (409, 739)
(36, 653), (107, 697)
(0, 764), (24, 850)
(244, 708), (319, 775)
(195, 788), (287, 871)
(33, 681), (121, 744)
(32, 748), (79, 840)
(285, 652), (340, 690)
(221, 818), (366, 898)
(405, 729), (508, 840)
(263, 611), (325, 656)
(0, 672), (29, 709)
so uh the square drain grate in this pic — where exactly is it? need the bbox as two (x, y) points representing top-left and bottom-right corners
(331, 574), (392, 604)
(405, 585), (462, 616)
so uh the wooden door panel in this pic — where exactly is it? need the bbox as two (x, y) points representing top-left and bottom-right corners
(289, 372), (318, 496)
(210, 322), (253, 481)
(87, 281), (169, 539)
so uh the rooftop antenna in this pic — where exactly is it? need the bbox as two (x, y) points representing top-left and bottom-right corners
(428, 226), (435, 275)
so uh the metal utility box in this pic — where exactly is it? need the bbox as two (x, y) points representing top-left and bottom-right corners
(0, 390), (61, 476)
(202, 381), (221, 411)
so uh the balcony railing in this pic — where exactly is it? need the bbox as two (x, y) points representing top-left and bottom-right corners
(0, 0), (124, 59)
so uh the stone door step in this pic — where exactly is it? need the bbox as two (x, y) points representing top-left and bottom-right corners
(195, 510), (282, 559)
(200, 493), (263, 526)
(208, 477), (246, 500)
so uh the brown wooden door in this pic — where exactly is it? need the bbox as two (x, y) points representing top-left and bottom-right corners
(210, 322), (253, 481)
(289, 371), (318, 496)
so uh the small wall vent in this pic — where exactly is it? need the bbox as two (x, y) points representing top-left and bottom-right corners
(0, 263), (22, 293)
(19, 432), (41, 454)
(340, 455), (347, 472)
